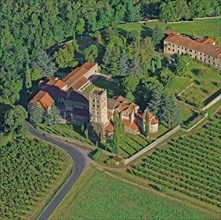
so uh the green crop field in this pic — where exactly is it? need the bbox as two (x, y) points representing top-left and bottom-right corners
(118, 18), (221, 44)
(60, 170), (217, 220)
(129, 110), (221, 211)
(0, 138), (70, 220)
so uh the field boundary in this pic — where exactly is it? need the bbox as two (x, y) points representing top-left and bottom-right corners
(123, 126), (180, 165)
(97, 167), (220, 218)
(26, 137), (73, 220)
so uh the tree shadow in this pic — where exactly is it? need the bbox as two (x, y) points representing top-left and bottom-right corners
(141, 26), (153, 38)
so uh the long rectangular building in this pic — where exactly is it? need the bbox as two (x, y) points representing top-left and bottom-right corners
(164, 35), (221, 70)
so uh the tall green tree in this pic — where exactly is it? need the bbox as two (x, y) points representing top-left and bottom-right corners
(29, 102), (44, 125)
(152, 24), (164, 48)
(53, 41), (78, 68)
(118, 49), (129, 76)
(35, 51), (57, 77)
(159, 93), (181, 129)
(25, 64), (32, 89)
(44, 104), (60, 125)
(4, 105), (28, 137)
(145, 108), (149, 137)
(112, 111), (120, 154)
(83, 44), (98, 62)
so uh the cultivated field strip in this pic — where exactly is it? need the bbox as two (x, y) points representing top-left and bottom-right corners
(129, 110), (221, 208)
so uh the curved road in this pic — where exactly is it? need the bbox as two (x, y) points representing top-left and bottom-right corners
(25, 121), (88, 220)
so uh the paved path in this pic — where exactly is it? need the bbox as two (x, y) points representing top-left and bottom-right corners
(25, 121), (89, 220)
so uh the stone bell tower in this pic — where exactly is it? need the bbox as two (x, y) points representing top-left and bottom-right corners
(89, 88), (108, 140)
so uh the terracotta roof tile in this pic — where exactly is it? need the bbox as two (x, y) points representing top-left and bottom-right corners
(197, 37), (215, 45)
(164, 35), (221, 59)
(150, 118), (158, 125)
(72, 76), (90, 91)
(122, 119), (140, 132)
(105, 122), (114, 134)
(29, 91), (54, 110)
(46, 79), (66, 89)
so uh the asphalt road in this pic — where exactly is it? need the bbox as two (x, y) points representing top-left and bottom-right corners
(25, 121), (88, 220)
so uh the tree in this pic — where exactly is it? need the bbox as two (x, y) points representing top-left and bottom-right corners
(83, 44), (98, 62)
(147, 82), (164, 115)
(176, 54), (190, 76)
(29, 102), (44, 125)
(159, 67), (173, 86)
(84, 128), (89, 140)
(35, 51), (57, 77)
(128, 55), (142, 77)
(30, 67), (41, 81)
(118, 49), (129, 76)
(159, 93), (181, 129)
(112, 111), (120, 154)
(25, 64), (32, 89)
(152, 24), (164, 48)
(122, 76), (139, 93)
(53, 41), (78, 68)
(151, 60), (156, 74)
(145, 108), (149, 137)
(94, 31), (103, 45)
(4, 105), (28, 137)
(156, 56), (162, 69)
(44, 104), (60, 125)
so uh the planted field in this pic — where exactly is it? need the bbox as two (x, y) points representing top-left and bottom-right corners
(0, 138), (70, 220)
(60, 170), (216, 220)
(129, 110), (221, 210)
(118, 18), (221, 44)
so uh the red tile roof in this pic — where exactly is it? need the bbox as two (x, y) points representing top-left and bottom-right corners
(164, 35), (221, 59)
(72, 76), (90, 91)
(29, 91), (54, 110)
(46, 79), (66, 89)
(122, 119), (140, 132)
(105, 121), (114, 134)
(197, 37), (215, 45)
(62, 62), (97, 89)
(150, 118), (158, 125)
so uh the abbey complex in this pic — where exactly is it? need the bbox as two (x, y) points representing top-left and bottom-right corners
(28, 62), (159, 140)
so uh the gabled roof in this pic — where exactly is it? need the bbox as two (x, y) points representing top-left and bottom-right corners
(29, 91), (54, 110)
(62, 62), (97, 89)
(122, 119), (140, 132)
(46, 79), (66, 89)
(164, 35), (221, 59)
(72, 76), (90, 91)
(197, 37), (215, 45)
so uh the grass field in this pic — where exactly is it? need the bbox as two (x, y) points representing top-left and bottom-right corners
(38, 123), (94, 145)
(118, 18), (221, 44)
(129, 109), (221, 211)
(60, 170), (216, 220)
(166, 60), (221, 108)
(82, 77), (125, 98)
(104, 133), (150, 158)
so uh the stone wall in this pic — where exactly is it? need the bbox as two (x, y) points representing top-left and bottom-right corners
(123, 126), (181, 165)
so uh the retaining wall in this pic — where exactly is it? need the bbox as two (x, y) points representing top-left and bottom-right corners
(123, 126), (181, 165)
(202, 94), (221, 111)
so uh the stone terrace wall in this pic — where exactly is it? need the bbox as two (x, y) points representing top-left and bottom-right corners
(123, 126), (181, 165)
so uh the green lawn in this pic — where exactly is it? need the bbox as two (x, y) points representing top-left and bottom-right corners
(178, 61), (221, 108)
(38, 123), (94, 145)
(118, 18), (221, 44)
(82, 77), (125, 98)
(60, 170), (216, 220)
